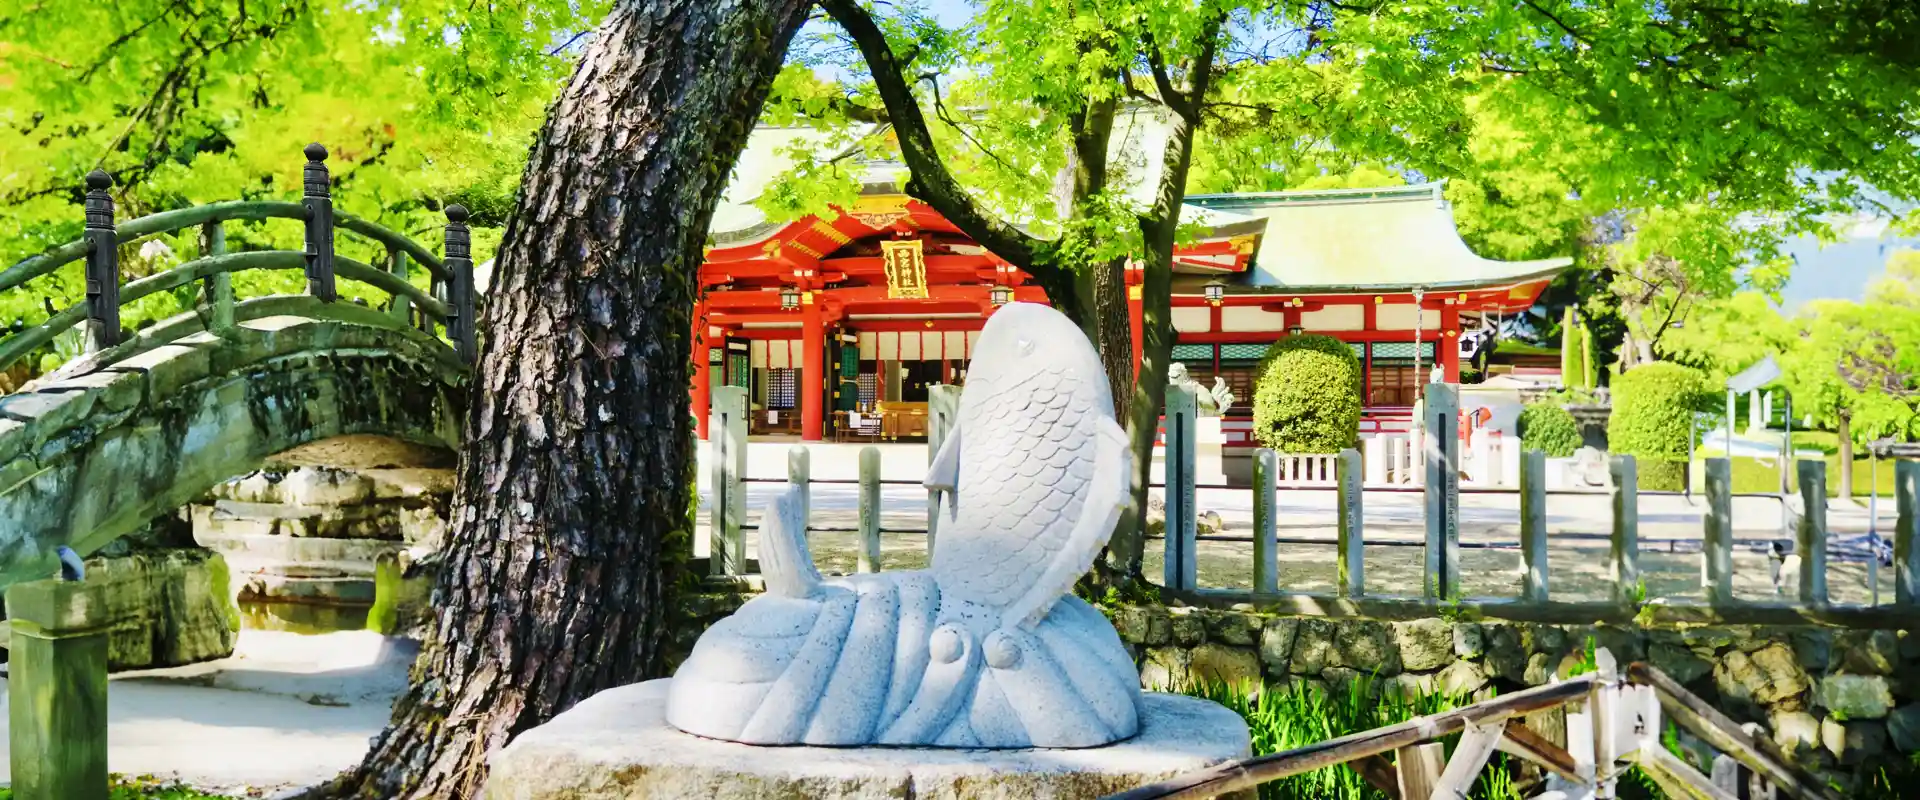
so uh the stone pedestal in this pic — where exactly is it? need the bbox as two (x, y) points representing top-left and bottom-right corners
(486, 679), (1253, 800)
(7, 578), (110, 800)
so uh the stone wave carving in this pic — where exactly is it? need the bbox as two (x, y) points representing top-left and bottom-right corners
(668, 302), (1143, 748)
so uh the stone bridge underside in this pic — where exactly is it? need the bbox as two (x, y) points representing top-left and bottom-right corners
(0, 313), (466, 583)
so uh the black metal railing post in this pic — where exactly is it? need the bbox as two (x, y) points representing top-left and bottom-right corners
(302, 143), (336, 301)
(83, 169), (119, 351)
(443, 204), (475, 363)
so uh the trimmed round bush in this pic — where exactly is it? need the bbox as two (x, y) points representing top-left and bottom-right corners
(1253, 334), (1362, 453)
(1608, 362), (1708, 490)
(1517, 403), (1581, 458)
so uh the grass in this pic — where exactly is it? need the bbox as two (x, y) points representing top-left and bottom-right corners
(0, 775), (236, 799)
(1177, 674), (1920, 800)
(1721, 452), (1900, 498)
(1176, 676), (1525, 800)
(1698, 430), (1902, 497)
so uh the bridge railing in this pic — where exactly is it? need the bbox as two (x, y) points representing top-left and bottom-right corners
(0, 143), (477, 377)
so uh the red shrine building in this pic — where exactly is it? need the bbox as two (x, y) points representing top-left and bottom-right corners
(693, 125), (1570, 443)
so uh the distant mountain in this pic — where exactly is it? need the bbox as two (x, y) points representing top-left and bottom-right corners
(1778, 221), (1918, 311)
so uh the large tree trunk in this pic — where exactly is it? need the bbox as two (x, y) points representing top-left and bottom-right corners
(319, 2), (809, 797)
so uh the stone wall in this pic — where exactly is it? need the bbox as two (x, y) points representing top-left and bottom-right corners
(83, 548), (241, 671)
(1111, 604), (1920, 772)
(3, 512), (241, 671)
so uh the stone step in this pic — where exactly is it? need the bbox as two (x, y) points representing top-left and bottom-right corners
(190, 502), (440, 542)
(194, 531), (405, 567)
(235, 572), (378, 605)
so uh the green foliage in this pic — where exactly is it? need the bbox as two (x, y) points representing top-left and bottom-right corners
(1610, 362), (1707, 490)
(1580, 323), (1600, 390)
(1252, 334), (1361, 454)
(1560, 307), (1581, 387)
(1610, 363), (1707, 461)
(1637, 460), (1689, 493)
(1517, 403), (1581, 458)
(0, 0), (599, 376)
(0, 774), (237, 799)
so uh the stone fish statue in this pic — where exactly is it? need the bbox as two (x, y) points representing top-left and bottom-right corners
(667, 302), (1141, 749)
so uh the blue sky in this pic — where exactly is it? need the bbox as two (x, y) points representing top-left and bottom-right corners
(1779, 226), (1917, 310)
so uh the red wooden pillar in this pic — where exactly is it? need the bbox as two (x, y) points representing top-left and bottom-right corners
(692, 300), (711, 440)
(801, 292), (825, 441)
(1440, 304), (1461, 383)
(1128, 283), (1144, 380)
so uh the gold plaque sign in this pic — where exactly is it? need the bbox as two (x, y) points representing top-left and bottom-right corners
(881, 239), (929, 299)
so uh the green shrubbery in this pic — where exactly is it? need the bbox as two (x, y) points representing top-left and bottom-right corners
(1178, 676), (1515, 800)
(1609, 362), (1708, 490)
(1518, 403), (1582, 457)
(1252, 334), (1362, 453)
(0, 775), (237, 799)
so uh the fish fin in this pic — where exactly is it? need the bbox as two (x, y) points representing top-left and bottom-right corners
(1000, 418), (1131, 630)
(924, 419), (962, 494)
(760, 485), (823, 598)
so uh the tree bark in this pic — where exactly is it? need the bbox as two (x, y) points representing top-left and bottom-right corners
(1111, 14), (1226, 582)
(1837, 409), (1853, 500)
(318, 2), (809, 797)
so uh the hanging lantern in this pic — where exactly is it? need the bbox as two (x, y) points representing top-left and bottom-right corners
(779, 286), (799, 311)
(990, 284), (1013, 306)
(1204, 281), (1226, 306)
(1286, 324), (1305, 336)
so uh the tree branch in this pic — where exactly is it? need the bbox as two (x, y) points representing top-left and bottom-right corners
(1142, 32), (1184, 114)
(819, 0), (1049, 272)
(1517, 0), (1592, 46)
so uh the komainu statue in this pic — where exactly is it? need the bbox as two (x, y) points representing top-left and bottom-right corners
(667, 302), (1141, 748)
(1167, 362), (1233, 416)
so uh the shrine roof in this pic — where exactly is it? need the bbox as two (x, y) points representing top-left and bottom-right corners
(1184, 184), (1573, 291)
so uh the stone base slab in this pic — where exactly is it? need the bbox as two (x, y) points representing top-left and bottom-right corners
(486, 679), (1252, 800)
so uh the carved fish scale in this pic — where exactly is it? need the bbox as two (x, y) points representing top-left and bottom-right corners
(932, 367), (1101, 608)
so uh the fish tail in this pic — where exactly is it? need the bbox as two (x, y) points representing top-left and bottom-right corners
(760, 485), (823, 598)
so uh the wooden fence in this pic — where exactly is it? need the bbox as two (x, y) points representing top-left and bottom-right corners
(705, 382), (1920, 629)
(1105, 650), (1845, 800)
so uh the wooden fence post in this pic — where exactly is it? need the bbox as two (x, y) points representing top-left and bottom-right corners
(301, 143), (336, 302)
(1253, 448), (1278, 595)
(1611, 454), (1642, 607)
(1898, 460), (1920, 606)
(1520, 449), (1549, 603)
(1164, 384), (1199, 592)
(709, 385), (747, 576)
(82, 169), (119, 351)
(388, 248), (413, 324)
(1337, 447), (1364, 597)
(443, 205), (477, 363)
(1797, 459), (1829, 605)
(927, 383), (962, 555)
(8, 576), (110, 800)
(201, 220), (233, 335)
(1395, 742), (1446, 800)
(1704, 458), (1735, 604)
(788, 445), (810, 537)
(859, 445), (881, 573)
(1423, 383), (1460, 600)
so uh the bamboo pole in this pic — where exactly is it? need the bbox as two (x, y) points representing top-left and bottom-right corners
(1101, 677), (1598, 800)
(1624, 663), (1843, 800)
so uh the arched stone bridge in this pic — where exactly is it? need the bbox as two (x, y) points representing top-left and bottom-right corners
(0, 146), (476, 584)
